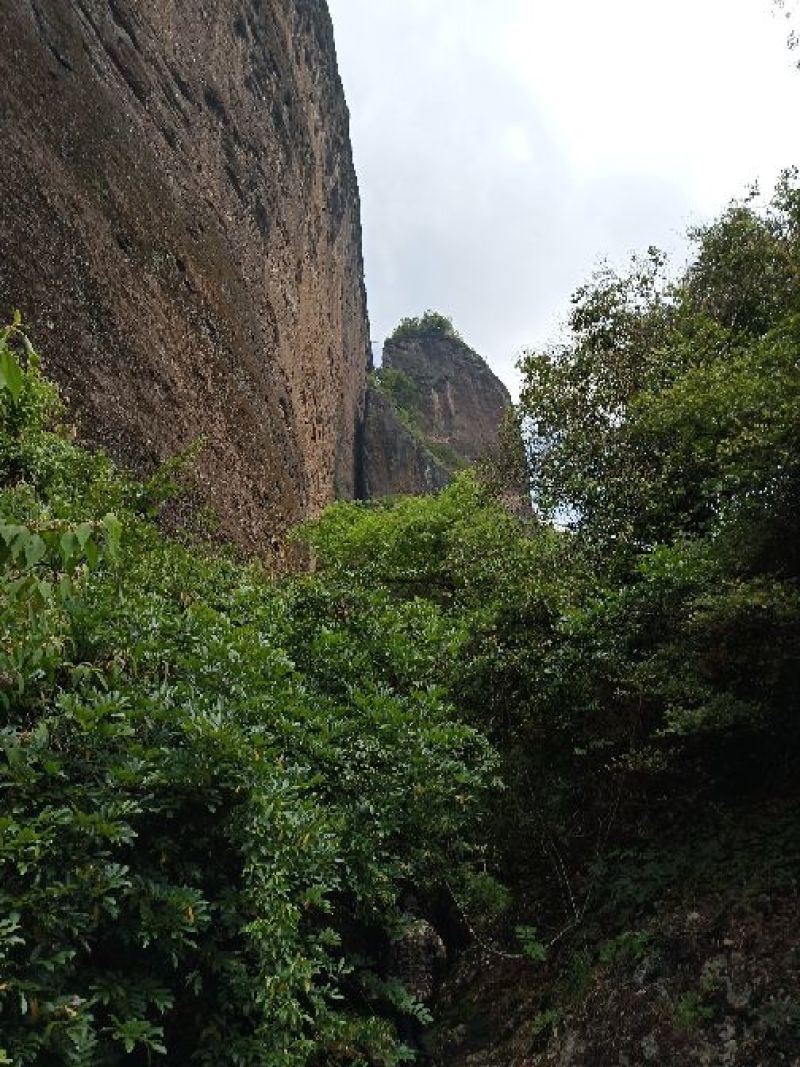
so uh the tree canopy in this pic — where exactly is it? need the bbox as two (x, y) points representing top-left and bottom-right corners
(2, 175), (799, 1064)
(388, 310), (461, 342)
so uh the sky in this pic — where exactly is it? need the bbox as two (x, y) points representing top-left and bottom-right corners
(326, 0), (800, 395)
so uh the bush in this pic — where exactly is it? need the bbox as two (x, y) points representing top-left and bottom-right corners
(0, 320), (496, 1065)
(307, 175), (800, 963)
(388, 311), (461, 343)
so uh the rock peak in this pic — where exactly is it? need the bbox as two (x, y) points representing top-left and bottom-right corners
(360, 322), (512, 497)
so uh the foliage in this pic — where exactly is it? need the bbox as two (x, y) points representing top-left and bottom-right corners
(370, 365), (468, 477)
(371, 367), (419, 420)
(388, 311), (461, 343)
(673, 991), (716, 1030)
(369, 366), (427, 450)
(596, 929), (651, 967)
(423, 442), (468, 474)
(528, 1008), (560, 1038)
(464, 182), (800, 956)
(514, 926), (547, 964)
(4, 170), (800, 1063)
(306, 176), (800, 1017)
(453, 870), (511, 932)
(0, 322), (496, 1065)
(518, 174), (800, 561)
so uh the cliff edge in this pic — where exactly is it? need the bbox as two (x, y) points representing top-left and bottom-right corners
(361, 320), (512, 498)
(0, 0), (370, 554)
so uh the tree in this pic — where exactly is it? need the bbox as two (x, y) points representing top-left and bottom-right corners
(517, 173), (800, 568)
(389, 311), (461, 342)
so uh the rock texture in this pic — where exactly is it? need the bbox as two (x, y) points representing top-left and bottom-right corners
(360, 385), (452, 499)
(430, 893), (800, 1067)
(361, 328), (512, 497)
(0, 0), (370, 553)
(383, 331), (512, 465)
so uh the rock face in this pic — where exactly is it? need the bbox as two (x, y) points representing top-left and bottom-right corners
(383, 331), (512, 463)
(0, 0), (370, 553)
(361, 328), (512, 497)
(430, 894), (800, 1067)
(359, 385), (452, 499)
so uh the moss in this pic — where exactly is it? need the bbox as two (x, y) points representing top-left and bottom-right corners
(425, 441), (469, 474)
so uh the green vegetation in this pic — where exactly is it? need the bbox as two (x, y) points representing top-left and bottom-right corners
(0, 319), (495, 1064)
(310, 176), (800, 1057)
(672, 991), (716, 1030)
(3, 174), (800, 1064)
(388, 311), (460, 343)
(422, 442), (468, 474)
(369, 365), (466, 476)
(369, 366), (423, 441)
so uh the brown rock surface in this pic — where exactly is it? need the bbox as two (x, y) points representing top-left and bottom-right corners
(0, 0), (370, 553)
(382, 331), (511, 464)
(361, 327), (512, 497)
(430, 893), (800, 1067)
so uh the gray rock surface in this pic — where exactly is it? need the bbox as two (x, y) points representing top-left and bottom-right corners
(362, 329), (512, 497)
(382, 331), (511, 464)
(360, 385), (451, 499)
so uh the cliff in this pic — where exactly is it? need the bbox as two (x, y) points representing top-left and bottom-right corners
(361, 325), (512, 497)
(0, 0), (370, 555)
(359, 385), (452, 499)
(383, 330), (512, 464)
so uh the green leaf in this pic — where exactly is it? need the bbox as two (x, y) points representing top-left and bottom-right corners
(85, 538), (100, 568)
(60, 531), (78, 569)
(515, 925), (547, 963)
(22, 334), (39, 369)
(0, 348), (24, 403)
(24, 534), (46, 569)
(102, 513), (123, 559)
(58, 574), (74, 603)
(0, 524), (20, 546)
(75, 523), (94, 550)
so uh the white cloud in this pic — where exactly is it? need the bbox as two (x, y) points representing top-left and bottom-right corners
(328, 0), (800, 394)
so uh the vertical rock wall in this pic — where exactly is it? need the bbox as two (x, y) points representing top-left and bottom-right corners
(362, 329), (512, 498)
(0, 0), (370, 553)
(382, 332), (512, 463)
(359, 385), (452, 499)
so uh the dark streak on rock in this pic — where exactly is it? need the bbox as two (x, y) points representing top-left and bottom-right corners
(204, 84), (227, 122)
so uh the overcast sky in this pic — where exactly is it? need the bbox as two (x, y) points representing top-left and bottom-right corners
(327, 0), (800, 394)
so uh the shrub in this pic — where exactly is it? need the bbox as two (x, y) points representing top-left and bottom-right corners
(0, 321), (496, 1065)
(388, 311), (461, 343)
